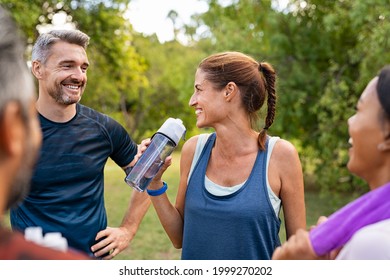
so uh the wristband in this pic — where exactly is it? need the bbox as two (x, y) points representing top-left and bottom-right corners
(147, 182), (168, 196)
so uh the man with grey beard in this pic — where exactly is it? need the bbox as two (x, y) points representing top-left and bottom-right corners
(0, 5), (88, 259)
(10, 29), (150, 259)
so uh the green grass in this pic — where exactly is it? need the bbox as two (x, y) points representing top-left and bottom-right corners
(105, 152), (182, 260)
(4, 151), (357, 260)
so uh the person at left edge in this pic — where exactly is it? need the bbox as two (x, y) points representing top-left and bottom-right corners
(0, 5), (89, 260)
(10, 29), (150, 259)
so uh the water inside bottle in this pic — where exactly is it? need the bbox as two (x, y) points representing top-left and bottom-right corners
(126, 159), (163, 191)
(125, 134), (175, 191)
(144, 159), (164, 178)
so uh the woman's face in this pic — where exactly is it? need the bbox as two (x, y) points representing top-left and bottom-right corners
(189, 69), (227, 128)
(347, 77), (389, 185)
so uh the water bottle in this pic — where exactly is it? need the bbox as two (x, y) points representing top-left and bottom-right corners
(125, 118), (186, 192)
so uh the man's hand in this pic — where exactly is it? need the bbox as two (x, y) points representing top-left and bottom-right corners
(134, 138), (151, 165)
(91, 226), (133, 260)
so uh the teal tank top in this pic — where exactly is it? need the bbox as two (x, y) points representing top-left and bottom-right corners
(182, 132), (281, 260)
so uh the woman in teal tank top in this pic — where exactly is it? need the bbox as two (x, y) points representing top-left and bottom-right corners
(146, 51), (306, 259)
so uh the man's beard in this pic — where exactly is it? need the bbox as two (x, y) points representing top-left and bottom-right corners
(48, 80), (85, 105)
(7, 136), (39, 209)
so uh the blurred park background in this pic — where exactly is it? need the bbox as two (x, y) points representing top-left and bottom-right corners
(2, 0), (389, 259)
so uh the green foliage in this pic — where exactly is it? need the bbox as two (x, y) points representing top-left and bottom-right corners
(185, 0), (389, 193)
(4, 0), (390, 193)
(0, 0), (42, 41)
(132, 35), (207, 142)
(190, 0), (279, 57)
(282, 0), (389, 193)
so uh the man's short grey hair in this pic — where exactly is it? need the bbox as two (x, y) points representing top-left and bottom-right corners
(31, 29), (90, 64)
(0, 6), (34, 118)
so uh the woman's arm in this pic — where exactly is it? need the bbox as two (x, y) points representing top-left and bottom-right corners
(270, 139), (306, 238)
(148, 136), (198, 248)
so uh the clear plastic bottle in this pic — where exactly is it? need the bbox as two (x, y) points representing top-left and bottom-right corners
(125, 118), (186, 192)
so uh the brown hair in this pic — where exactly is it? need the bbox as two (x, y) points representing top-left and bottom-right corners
(198, 51), (277, 150)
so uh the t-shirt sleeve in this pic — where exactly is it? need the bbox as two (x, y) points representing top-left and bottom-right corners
(106, 117), (137, 167)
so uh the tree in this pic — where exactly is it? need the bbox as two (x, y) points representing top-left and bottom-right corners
(278, 0), (390, 192)
(186, 0), (390, 192)
(132, 34), (207, 141)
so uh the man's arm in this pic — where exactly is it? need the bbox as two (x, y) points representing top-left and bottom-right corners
(120, 188), (151, 240)
(90, 188), (150, 259)
(91, 139), (151, 260)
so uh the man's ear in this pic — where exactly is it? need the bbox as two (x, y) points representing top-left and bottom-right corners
(31, 60), (43, 79)
(0, 102), (25, 157)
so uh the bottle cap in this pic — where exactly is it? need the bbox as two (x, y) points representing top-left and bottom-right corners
(157, 118), (186, 146)
(43, 232), (68, 252)
(24, 227), (44, 244)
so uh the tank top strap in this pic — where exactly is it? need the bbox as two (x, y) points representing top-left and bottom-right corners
(188, 133), (214, 182)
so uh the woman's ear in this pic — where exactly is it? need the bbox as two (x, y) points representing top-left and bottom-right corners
(378, 120), (390, 152)
(224, 82), (238, 101)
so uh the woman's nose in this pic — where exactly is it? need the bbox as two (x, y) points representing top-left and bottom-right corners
(189, 93), (196, 106)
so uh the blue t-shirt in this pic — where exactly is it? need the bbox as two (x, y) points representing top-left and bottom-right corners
(10, 103), (137, 256)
